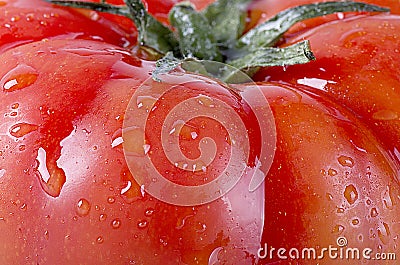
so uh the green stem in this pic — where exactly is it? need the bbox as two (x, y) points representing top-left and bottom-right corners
(201, 0), (251, 46)
(169, 2), (222, 61)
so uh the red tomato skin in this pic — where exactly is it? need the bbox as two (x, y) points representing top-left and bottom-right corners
(254, 14), (400, 165)
(0, 0), (137, 52)
(256, 82), (399, 264)
(0, 39), (150, 264)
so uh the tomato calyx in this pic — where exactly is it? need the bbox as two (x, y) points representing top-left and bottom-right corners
(46, 0), (388, 80)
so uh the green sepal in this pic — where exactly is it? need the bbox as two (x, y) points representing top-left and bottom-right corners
(44, 0), (130, 17)
(228, 40), (315, 69)
(169, 2), (222, 61)
(201, 0), (251, 47)
(123, 0), (179, 54)
(237, 1), (390, 50)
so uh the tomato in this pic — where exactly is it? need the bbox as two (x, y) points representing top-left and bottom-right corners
(255, 13), (400, 164)
(0, 0), (136, 52)
(0, 39), (269, 264)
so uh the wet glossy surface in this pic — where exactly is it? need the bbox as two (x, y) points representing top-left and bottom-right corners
(256, 83), (400, 264)
(255, 14), (400, 167)
(0, 39), (266, 264)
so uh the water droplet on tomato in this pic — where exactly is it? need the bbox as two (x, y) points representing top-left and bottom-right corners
(89, 11), (100, 21)
(370, 208), (379, 217)
(328, 168), (338, 176)
(136, 95), (157, 112)
(111, 136), (124, 148)
(99, 214), (107, 222)
(137, 220), (148, 229)
(1, 65), (38, 92)
(336, 12), (345, 20)
(208, 247), (223, 265)
(196, 95), (215, 107)
(111, 129), (123, 148)
(332, 224), (345, 234)
(111, 218), (121, 229)
(76, 198), (91, 217)
(107, 196), (115, 204)
(20, 203), (27, 211)
(25, 13), (34, 22)
(120, 180), (142, 204)
(344, 184), (358, 205)
(9, 123), (38, 138)
(192, 161), (208, 173)
(144, 208), (154, 217)
(169, 120), (184, 136)
(372, 110), (398, 121)
(196, 222), (207, 233)
(96, 236), (104, 244)
(190, 131), (198, 140)
(44, 230), (49, 240)
(378, 222), (391, 245)
(122, 127), (148, 156)
(10, 15), (20, 22)
(35, 147), (66, 197)
(337, 207), (345, 214)
(143, 144), (151, 155)
(383, 186), (394, 209)
(338, 156), (354, 168)
(351, 218), (360, 226)
(11, 103), (19, 109)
